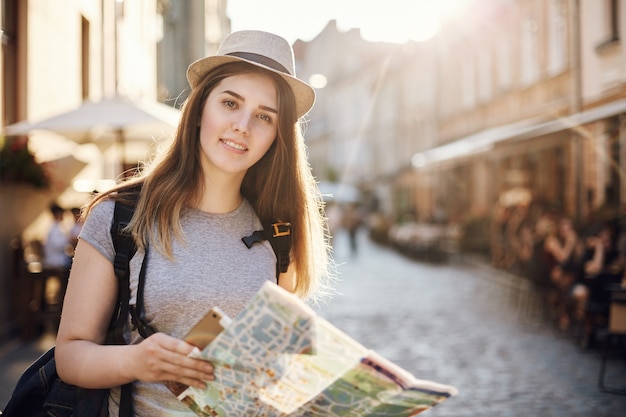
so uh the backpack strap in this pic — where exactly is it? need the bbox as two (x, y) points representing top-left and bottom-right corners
(129, 247), (157, 339)
(242, 221), (292, 280)
(109, 186), (143, 417)
(109, 199), (137, 344)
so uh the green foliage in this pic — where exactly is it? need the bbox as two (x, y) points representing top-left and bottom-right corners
(0, 137), (49, 188)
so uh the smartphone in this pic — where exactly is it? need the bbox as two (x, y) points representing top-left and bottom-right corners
(165, 307), (230, 396)
(183, 306), (230, 349)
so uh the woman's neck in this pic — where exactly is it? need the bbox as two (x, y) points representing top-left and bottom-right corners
(195, 172), (245, 214)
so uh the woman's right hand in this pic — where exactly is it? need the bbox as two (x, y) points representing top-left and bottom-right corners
(129, 332), (215, 389)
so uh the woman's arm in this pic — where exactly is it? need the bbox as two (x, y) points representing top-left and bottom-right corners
(584, 237), (604, 277)
(546, 232), (576, 263)
(55, 239), (215, 389)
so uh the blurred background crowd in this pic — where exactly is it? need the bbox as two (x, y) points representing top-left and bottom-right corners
(489, 197), (625, 347)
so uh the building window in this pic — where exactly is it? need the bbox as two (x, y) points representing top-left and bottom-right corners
(477, 48), (492, 103)
(2, 0), (18, 126)
(81, 16), (90, 100)
(596, 0), (620, 51)
(496, 35), (512, 92)
(461, 55), (476, 109)
(608, 0), (620, 41)
(521, 18), (539, 86)
(547, 0), (566, 76)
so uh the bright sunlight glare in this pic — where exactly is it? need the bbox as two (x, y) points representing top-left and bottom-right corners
(227, 0), (470, 45)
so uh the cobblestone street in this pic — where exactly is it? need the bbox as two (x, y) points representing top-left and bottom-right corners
(316, 230), (626, 417)
(2, 229), (626, 416)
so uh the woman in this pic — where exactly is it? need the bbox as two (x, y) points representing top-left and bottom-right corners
(545, 215), (583, 330)
(55, 30), (333, 415)
(575, 221), (624, 346)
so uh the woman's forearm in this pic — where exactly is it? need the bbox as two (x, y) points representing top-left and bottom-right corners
(55, 340), (138, 389)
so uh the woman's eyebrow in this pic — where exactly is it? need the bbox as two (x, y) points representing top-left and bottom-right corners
(221, 89), (277, 114)
(221, 89), (243, 100)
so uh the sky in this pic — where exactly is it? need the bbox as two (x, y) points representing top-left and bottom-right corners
(227, 0), (470, 45)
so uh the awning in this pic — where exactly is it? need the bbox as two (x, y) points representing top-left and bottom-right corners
(411, 98), (626, 168)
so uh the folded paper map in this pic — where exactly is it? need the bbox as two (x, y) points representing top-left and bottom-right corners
(176, 281), (457, 416)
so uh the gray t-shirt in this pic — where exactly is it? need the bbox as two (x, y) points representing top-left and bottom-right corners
(79, 198), (276, 416)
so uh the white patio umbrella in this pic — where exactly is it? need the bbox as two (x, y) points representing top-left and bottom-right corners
(3, 95), (181, 172)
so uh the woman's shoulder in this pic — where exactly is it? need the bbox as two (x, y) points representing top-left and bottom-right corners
(81, 198), (115, 230)
(87, 181), (142, 221)
(88, 198), (116, 221)
(78, 198), (118, 262)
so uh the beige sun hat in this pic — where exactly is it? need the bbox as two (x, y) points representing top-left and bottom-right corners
(187, 30), (315, 119)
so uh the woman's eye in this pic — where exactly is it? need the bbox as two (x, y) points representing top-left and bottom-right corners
(223, 100), (236, 108)
(258, 113), (273, 123)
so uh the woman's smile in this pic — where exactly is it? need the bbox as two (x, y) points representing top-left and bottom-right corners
(220, 138), (248, 152)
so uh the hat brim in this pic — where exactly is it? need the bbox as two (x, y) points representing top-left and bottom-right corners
(187, 55), (315, 119)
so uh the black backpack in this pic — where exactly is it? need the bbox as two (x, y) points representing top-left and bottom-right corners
(2, 192), (291, 417)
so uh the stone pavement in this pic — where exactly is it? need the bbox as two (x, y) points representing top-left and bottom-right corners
(315, 229), (626, 417)
(2, 228), (626, 416)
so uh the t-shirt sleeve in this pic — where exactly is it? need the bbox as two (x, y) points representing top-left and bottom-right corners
(78, 199), (116, 264)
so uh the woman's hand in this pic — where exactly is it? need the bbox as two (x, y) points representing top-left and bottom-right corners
(129, 332), (215, 389)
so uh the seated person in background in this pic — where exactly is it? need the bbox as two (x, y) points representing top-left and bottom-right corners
(69, 207), (84, 252)
(509, 218), (534, 280)
(575, 221), (625, 345)
(533, 214), (579, 330)
(544, 214), (583, 330)
(527, 213), (560, 297)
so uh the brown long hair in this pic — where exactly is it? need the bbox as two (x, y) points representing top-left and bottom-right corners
(85, 62), (333, 301)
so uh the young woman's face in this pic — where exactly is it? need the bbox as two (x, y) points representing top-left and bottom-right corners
(198, 72), (278, 178)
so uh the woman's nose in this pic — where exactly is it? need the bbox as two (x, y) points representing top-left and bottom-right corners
(232, 112), (252, 134)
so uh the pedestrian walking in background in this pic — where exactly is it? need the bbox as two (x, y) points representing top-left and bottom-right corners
(42, 203), (71, 270)
(344, 203), (361, 257)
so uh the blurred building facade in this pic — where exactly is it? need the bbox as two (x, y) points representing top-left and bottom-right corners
(157, 0), (229, 104)
(1, 0), (228, 130)
(296, 20), (439, 217)
(0, 0), (229, 341)
(299, 0), (626, 231)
